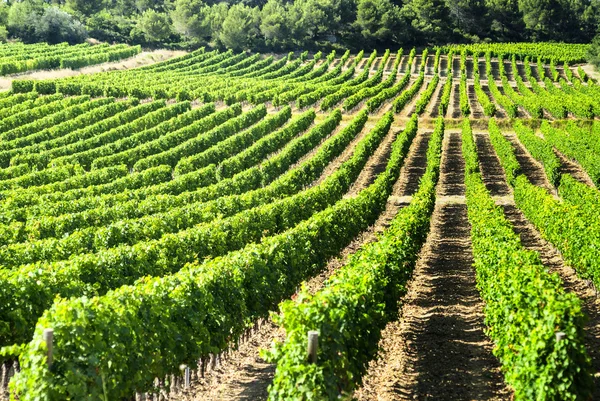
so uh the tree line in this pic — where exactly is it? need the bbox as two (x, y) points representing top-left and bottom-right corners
(0, 0), (599, 51)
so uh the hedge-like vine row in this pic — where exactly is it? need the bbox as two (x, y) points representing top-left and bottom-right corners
(463, 119), (592, 401)
(0, 109), (375, 348)
(10, 110), (410, 400)
(267, 115), (439, 400)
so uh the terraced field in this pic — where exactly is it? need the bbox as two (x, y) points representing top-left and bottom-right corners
(1, 43), (600, 401)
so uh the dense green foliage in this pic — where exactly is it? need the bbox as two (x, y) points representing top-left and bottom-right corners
(0, 42), (140, 75)
(11, 110), (404, 400)
(1, 42), (600, 401)
(266, 116), (440, 399)
(1, 0), (599, 51)
(463, 119), (592, 401)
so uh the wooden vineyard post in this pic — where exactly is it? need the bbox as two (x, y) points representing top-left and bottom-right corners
(556, 331), (566, 342)
(307, 331), (318, 364)
(43, 329), (54, 368)
(184, 366), (191, 388)
(180, 364), (191, 388)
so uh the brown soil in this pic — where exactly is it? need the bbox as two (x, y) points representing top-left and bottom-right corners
(473, 132), (511, 196)
(468, 84), (486, 119)
(504, 133), (556, 194)
(396, 130), (432, 197)
(555, 67), (569, 81)
(286, 119), (352, 175)
(344, 56), (356, 70)
(451, 83), (462, 119)
(372, 77), (415, 117)
(413, 56), (422, 74)
(489, 60), (500, 81)
(503, 60), (515, 81)
(428, 78), (446, 118)
(514, 62), (528, 82)
(311, 120), (375, 187)
(439, 56), (448, 78)
(357, 57), (369, 71)
(466, 57), (475, 80)
(555, 149), (597, 188)
(452, 56), (461, 79)
(398, 55), (409, 74)
(372, 57), (383, 71)
(530, 64), (542, 81)
(354, 130), (509, 401)
(399, 79), (427, 118)
(385, 56), (396, 72)
(425, 55), (435, 76)
(345, 121), (400, 197)
(478, 58), (487, 80)
(307, 128), (433, 296)
(165, 320), (284, 401)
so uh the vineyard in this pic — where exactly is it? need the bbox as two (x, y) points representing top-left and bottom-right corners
(0, 42), (141, 75)
(0, 42), (599, 400)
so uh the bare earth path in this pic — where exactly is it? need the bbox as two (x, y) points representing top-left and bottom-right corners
(555, 149), (597, 188)
(354, 130), (508, 401)
(474, 131), (511, 197)
(503, 132), (556, 195)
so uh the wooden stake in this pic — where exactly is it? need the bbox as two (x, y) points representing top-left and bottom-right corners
(556, 331), (566, 342)
(184, 367), (191, 388)
(307, 331), (319, 364)
(1, 362), (7, 390)
(43, 329), (54, 368)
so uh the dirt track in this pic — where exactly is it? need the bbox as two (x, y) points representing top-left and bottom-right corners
(354, 130), (509, 400)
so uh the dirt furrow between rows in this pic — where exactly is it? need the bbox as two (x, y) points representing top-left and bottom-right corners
(451, 82), (461, 118)
(468, 84), (485, 119)
(374, 77), (415, 118)
(428, 78), (445, 118)
(474, 131), (511, 197)
(306, 128), (433, 296)
(504, 132), (556, 195)
(478, 58), (487, 80)
(345, 121), (399, 197)
(555, 148), (597, 188)
(400, 80), (429, 118)
(354, 130), (508, 400)
(481, 85), (507, 118)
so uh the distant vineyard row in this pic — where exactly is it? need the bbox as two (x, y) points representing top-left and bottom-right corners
(9, 44), (597, 120)
(0, 42), (141, 75)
